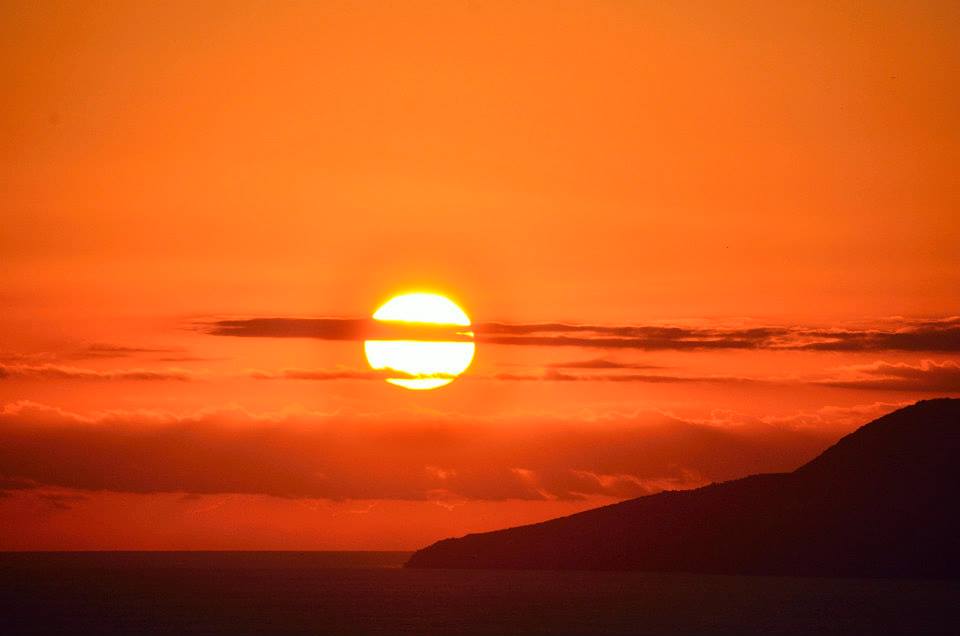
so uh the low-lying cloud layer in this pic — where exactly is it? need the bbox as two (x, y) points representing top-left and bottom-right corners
(0, 402), (839, 502)
(204, 316), (960, 352)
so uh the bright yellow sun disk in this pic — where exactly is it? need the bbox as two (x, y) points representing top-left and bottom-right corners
(364, 293), (475, 390)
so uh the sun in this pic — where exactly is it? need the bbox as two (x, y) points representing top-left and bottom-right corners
(363, 292), (476, 390)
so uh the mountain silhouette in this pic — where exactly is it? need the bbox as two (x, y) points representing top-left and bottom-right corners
(406, 399), (960, 578)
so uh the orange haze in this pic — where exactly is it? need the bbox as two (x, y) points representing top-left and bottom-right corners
(1, 0), (958, 549)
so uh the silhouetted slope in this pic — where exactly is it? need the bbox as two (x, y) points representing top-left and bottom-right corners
(406, 399), (960, 578)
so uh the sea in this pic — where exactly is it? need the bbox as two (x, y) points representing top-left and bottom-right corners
(1, 552), (957, 635)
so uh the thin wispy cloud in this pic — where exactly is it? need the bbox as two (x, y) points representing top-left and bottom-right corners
(247, 366), (763, 386)
(0, 364), (196, 382)
(68, 344), (185, 360)
(545, 358), (664, 370)
(490, 369), (762, 385)
(4, 359), (956, 393)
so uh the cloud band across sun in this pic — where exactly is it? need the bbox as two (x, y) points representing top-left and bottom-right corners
(203, 316), (960, 352)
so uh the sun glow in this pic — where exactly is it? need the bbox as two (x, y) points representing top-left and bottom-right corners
(364, 293), (475, 390)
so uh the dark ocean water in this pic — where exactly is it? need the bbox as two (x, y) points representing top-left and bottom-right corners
(1, 552), (957, 635)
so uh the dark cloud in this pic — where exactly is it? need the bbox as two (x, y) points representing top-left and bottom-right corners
(476, 319), (960, 352)
(819, 360), (960, 392)
(202, 316), (960, 352)
(0, 402), (838, 502)
(0, 364), (195, 382)
(475, 322), (790, 351)
(206, 318), (470, 341)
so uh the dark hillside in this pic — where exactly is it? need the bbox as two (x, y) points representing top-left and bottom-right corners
(407, 399), (960, 578)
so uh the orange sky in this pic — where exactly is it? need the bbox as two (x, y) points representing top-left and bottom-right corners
(1, 0), (958, 549)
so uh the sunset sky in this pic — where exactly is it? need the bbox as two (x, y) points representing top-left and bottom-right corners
(2, 0), (959, 550)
